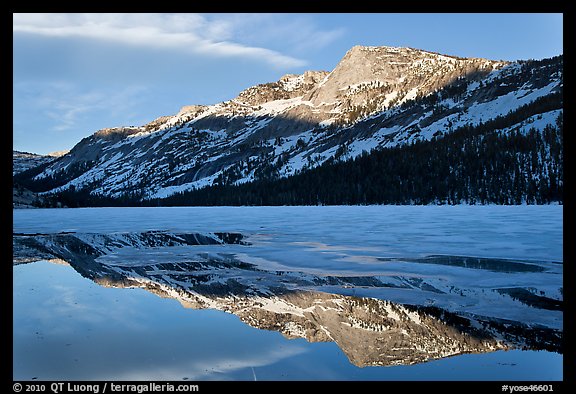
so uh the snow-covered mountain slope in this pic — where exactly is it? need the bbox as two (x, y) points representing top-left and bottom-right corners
(12, 151), (56, 175)
(22, 46), (562, 200)
(13, 151), (62, 208)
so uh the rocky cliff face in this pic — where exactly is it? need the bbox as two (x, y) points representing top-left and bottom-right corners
(16, 46), (562, 201)
(236, 70), (330, 107)
(307, 46), (501, 109)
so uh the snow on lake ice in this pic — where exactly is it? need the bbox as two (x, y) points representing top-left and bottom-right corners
(13, 205), (562, 262)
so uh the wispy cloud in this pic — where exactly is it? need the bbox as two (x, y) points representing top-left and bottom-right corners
(210, 13), (345, 53)
(13, 13), (310, 69)
(15, 81), (148, 133)
(96, 343), (309, 380)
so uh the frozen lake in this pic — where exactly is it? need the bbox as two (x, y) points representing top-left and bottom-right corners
(13, 206), (563, 380)
(13, 205), (563, 262)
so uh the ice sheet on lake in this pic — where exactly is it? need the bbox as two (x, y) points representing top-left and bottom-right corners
(13, 206), (563, 330)
(13, 205), (562, 262)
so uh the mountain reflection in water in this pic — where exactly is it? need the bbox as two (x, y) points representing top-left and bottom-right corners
(13, 230), (562, 368)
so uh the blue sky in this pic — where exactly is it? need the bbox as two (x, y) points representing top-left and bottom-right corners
(13, 13), (563, 155)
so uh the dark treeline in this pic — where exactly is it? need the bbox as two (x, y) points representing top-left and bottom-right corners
(30, 91), (563, 207)
(150, 93), (563, 206)
(155, 122), (562, 206)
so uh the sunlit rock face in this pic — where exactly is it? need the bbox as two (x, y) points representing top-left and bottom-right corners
(13, 230), (562, 367)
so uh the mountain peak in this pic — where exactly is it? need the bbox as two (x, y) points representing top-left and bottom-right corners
(306, 44), (506, 108)
(347, 44), (404, 53)
(345, 44), (461, 59)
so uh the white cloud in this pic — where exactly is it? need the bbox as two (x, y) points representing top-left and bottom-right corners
(13, 13), (308, 69)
